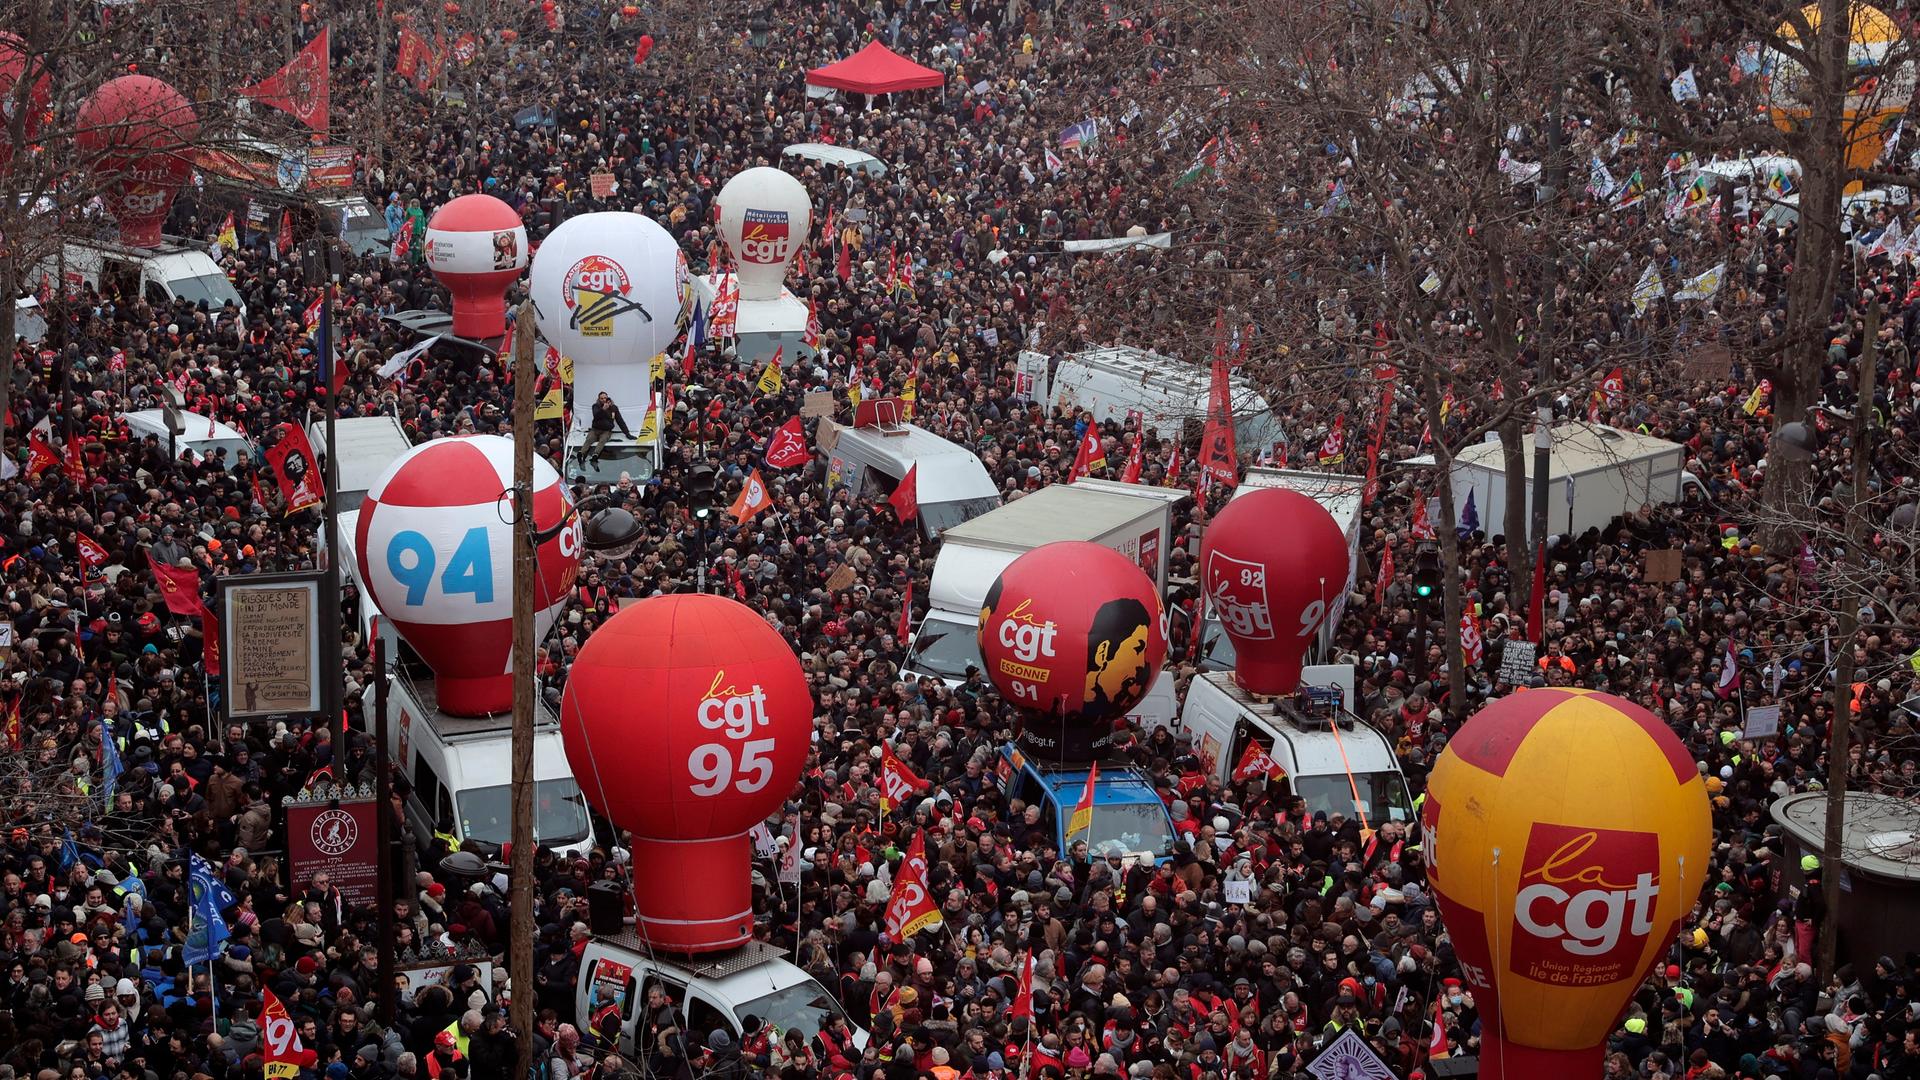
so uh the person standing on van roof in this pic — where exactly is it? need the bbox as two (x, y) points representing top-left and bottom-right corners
(584, 391), (633, 466)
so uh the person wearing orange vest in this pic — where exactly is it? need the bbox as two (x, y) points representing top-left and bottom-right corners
(424, 1029), (463, 1079)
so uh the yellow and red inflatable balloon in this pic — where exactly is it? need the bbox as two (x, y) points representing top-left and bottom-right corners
(1423, 688), (1711, 1080)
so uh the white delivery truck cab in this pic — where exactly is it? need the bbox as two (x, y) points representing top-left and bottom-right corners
(121, 409), (256, 469)
(1198, 468), (1365, 673)
(1050, 345), (1283, 460)
(361, 658), (596, 861)
(308, 413), (414, 508)
(579, 938), (866, 1060)
(1171, 664), (1414, 826)
(51, 238), (247, 320)
(904, 481), (1188, 727)
(825, 421), (1000, 538)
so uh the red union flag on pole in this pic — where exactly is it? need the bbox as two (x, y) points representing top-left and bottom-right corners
(888, 463), (919, 523)
(265, 424), (325, 515)
(147, 551), (207, 616)
(1011, 950), (1036, 1021)
(878, 743), (928, 813)
(1197, 318), (1238, 490)
(882, 830), (942, 942)
(1232, 741), (1287, 783)
(238, 28), (331, 132)
(259, 987), (316, 1079)
(76, 534), (109, 578)
(1461, 611), (1484, 666)
(764, 416), (811, 470)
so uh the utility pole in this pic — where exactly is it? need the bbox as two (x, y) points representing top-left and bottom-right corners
(373, 634), (395, 1024)
(1819, 298), (1876, 979)
(1528, 403), (1552, 642)
(507, 300), (537, 1080)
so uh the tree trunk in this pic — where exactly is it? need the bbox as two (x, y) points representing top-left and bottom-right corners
(1499, 414), (1530, 610)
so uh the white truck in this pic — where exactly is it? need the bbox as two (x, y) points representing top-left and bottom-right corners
(46, 237), (248, 320)
(1170, 663), (1414, 826)
(904, 480), (1189, 724)
(1049, 345), (1284, 460)
(308, 413), (414, 508)
(824, 421), (1001, 538)
(1196, 468), (1365, 672)
(360, 649), (597, 861)
(578, 937), (866, 1059)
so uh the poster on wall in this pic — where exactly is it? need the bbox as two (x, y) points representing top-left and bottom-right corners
(219, 573), (325, 724)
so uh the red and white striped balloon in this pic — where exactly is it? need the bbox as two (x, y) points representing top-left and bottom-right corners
(356, 435), (580, 715)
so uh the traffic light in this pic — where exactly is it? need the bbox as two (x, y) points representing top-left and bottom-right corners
(1412, 543), (1442, 600)
(686, 464), (716, 520)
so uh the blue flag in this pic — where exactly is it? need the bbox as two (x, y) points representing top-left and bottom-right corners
(120, 872), (146, 934)
(59, 830), (81, 872)
(690, 300), (708, 349)
(100, 720), (122, 803)
(1458, 488), (1480, 538)
(184, 853), (234, 967)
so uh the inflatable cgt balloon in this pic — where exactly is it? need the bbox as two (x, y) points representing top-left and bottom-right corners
(1199, 487), (1350, 696)
(1423, 688), (1712, 1080)
(978, 541), (1166, 764)
(559, 593), (810, 953)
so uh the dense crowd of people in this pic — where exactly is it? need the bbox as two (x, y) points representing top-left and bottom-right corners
(1, 0), (1919, 1078)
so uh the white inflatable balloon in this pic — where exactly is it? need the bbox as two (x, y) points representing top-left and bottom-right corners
(715, 167), (811, 301)
(529, 212), (690, 367)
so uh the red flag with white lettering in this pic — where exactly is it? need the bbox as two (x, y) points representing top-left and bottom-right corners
(878, 743), (928, 814)
(882, 830), (942, 941)
(239, 28), (330, 132)
(764, 416), (812, 470)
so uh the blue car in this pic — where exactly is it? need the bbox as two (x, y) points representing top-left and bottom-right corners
(995, 745), (1179, 863)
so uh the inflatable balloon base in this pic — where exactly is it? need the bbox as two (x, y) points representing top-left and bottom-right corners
(629, 833), (756, 954)
(433, 673), (513, 718)
(1473, 1039), (1602, 1080)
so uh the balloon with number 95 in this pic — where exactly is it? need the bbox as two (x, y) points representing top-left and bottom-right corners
(559, 593), (811, 953)
(356, 435), (580, 717)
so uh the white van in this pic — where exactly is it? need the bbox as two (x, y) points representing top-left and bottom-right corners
(309, 413), (413, 508)
(122, 409), (255, 469)
(50, 238), (247, 320)
(578, 938), (866, 1058)
(1169, 665), (1414, 825)
(825, 421), (1001, 537)
(365, 663), (596, 861)
(1050, 345), (1283, 460)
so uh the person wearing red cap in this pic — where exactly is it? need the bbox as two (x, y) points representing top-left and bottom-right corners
(425, 1028), (464, 1079)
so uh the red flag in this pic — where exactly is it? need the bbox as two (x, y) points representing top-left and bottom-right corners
(1717, 638), (1740, 699)
(1526, 541), (1547, 644)
(239, 28), (330, 132)
(878, 743), (928, 813)
(709, 273), (741, 339)
(1067, 762), (1098, 839)
(277, 211), (294, 255)
(1068, 426), (1106, 481)
(1121, 435), (1143, 484)
(25, 432), (58, 477)
(76, 534), (109, 578)
(148, 551), (208, 616)
(1429, 994), (1451, 1059)
(265, 424), (325, 515)
(392, 224), (412, 262)
(897, 580), (914, 643)
(2, 698), (19, 753)
(1374, 544), (1395, 604)
(1232, 741), (1287, 783)
(882, 830), (942, 941)
(202, 607), (222, 676)
(1011, 951), (1036, 1021)
(260, 987), (317, 1078)
(804, 298), (823, 351)
(730, 468), (774, 524)
(452, 32), (478, 64)
(1410, 495), (1437, 540)
(836, 239), (852, 283)
(1461, 611), (1484, 666)
(1198, 318), (1238, 489)
(888, 464), (919, 523)
(107, 349), (127, 373)
(62, 439), (89, 488)
(764, 416), (811, 470)
(1316, 414), (1347, 464)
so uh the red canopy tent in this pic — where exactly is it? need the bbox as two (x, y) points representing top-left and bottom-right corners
(805, 41), (945, 95)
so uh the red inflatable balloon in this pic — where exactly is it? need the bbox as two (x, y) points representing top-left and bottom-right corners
(560, 594), (810, 953)
(977, 541), (1166, 764)
(633, 33), (654, 65)
(76, 76), (199, 249)
(0, 33), (50, 173)
(425, 194), (526, 339)
(1200, 487), (1349, 695)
